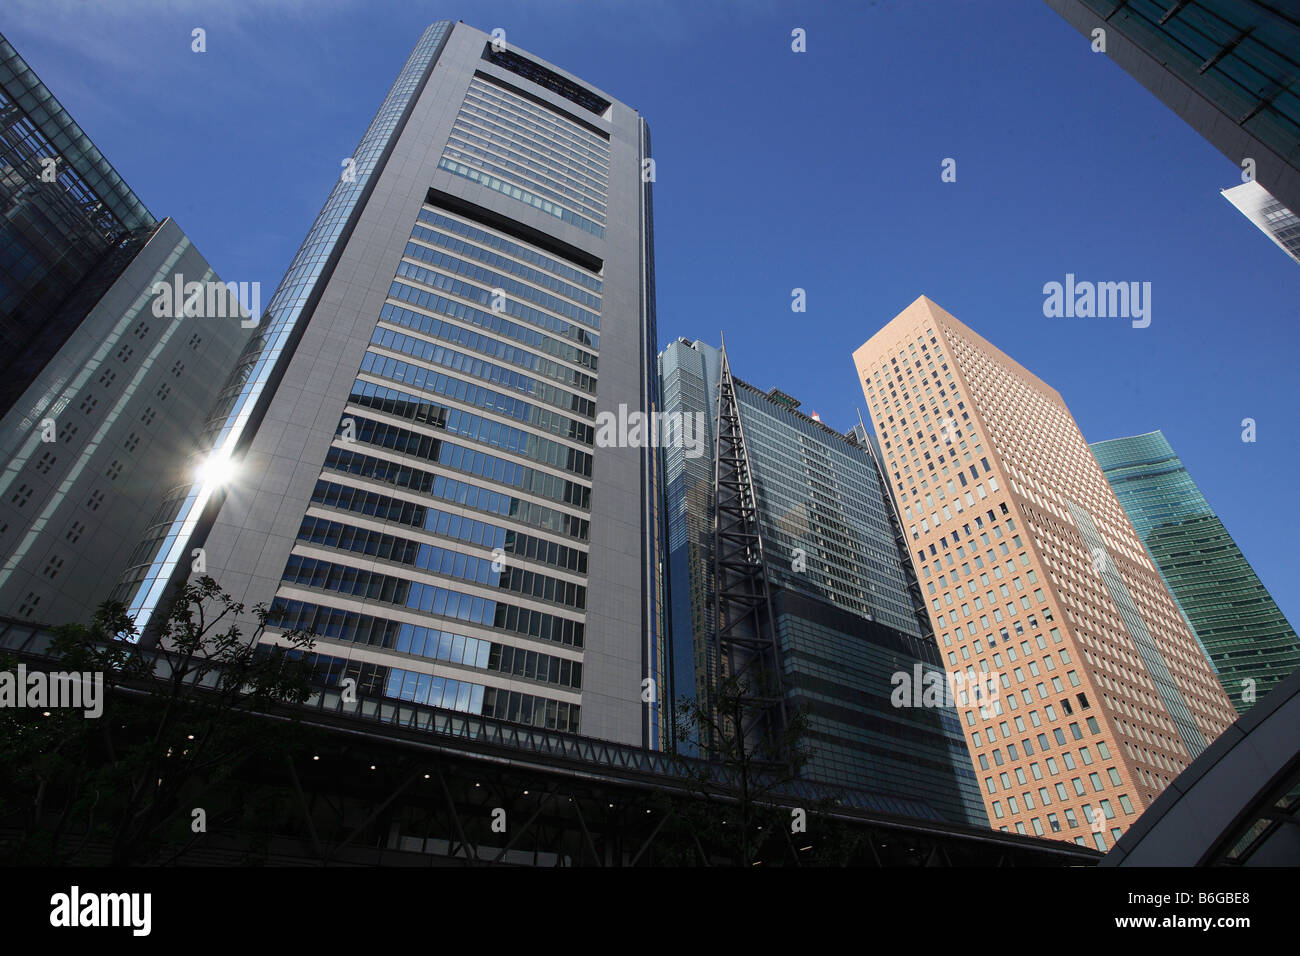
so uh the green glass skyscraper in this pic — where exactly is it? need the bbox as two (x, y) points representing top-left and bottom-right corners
(1091, 430), (1299, 713)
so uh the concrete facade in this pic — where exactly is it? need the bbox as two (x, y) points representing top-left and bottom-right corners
(121, 23), (662, 748)
(1221, 180), (1300, 266)
(0, 218), (252, 625)
(853, 296), (1238, 848)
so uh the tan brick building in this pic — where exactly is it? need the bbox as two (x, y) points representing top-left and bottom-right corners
(852, 296), (1237, 849)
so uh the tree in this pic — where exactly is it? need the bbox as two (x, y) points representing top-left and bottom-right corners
(664, 668), (815, 866)
(0, 576), (320, 865)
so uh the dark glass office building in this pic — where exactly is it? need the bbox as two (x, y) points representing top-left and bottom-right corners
(659, 338), (987, 826)
(0, 31), (252, 625)
(117, 22), (666, 749)
(1091, 430), (1300, 713)
(1044, 1), (1300, 216)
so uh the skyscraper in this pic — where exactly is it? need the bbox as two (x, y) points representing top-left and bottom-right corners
(660, 338), (987, 826)
(853, 296), (1238, 848)
(0, 31), (253, 624)
(114, 22), (665, 748)
(1221, 180), (1300, 265)
(1044, 1), (1300, 215)
(1091, 430), (1299, 713)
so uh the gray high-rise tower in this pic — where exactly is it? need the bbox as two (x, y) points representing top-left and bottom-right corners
(115, 22), (666, 749)
(0, 31), (253, 626)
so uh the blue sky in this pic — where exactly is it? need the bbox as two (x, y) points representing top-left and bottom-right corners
(5, 0), (1296, 625)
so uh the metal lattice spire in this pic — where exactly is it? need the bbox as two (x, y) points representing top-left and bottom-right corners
(708, 337), (788, 762)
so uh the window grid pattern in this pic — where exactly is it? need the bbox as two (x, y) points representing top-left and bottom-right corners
(853, 297), (1238, 847)
(120, 21), (454, 629)
(267, 201), (599, 731)
(439, 76), (609, 236)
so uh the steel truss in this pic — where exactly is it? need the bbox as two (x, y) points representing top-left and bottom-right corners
(708, 342), (788, 764)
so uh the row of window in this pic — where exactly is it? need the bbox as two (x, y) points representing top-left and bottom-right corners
(342, 414), (591, 511)
(309, 476), (587, 574)
(299, 513), (590, 612)
(392, 622), (582, 689)
(386, 280), (598, 371)
(445, 121), (608, 212)
(463, 77), (610, 170)
(280, 554), (585, 649)
(410, 225), (601, 309)
(983, 743), (1123, 790)
(402, 241), (600, 328)
(452, 93), (610, 188)
(460, 81), (609, 175)
(379, 296), (596, 395)
(416, 209), (601, 292)
(269, 598), (587, 674)
(360, 351), (593, 444)
(360, 657), (583, 732)
(381, 293), (595, 379)
(296, 515), (581, 611)
(439, 158), (606, 238)
(444, 137), (608, 223)
(396, 259), (601, 344)
(319, 446), (590, 541)
(349, 377), (593, 478)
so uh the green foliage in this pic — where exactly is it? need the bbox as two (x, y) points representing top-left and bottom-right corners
(0, 576), (321, 865)
(665, 669), (815, 866)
